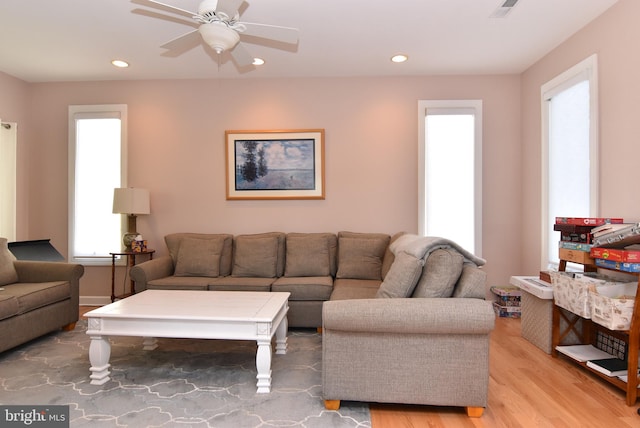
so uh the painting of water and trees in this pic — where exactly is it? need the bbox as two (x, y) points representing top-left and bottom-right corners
(234, 139), (315, 190)
(225, 129), (325, 200)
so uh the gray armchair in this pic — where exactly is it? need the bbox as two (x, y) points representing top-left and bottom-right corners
(0, 237), (84, 353)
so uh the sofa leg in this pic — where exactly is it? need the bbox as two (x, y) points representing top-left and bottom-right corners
(317, 327), (323, 334)
(62, 322), (76, 331)
(466, 406), (484, 417)
(324, 400), (340, 410)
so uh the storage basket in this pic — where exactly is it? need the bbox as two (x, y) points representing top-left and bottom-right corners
(549, 271), (605, 318)
(590, 282), (637, 330)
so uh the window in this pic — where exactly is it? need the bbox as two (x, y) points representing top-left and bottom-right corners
(418, 100), (483, 255)
(68, 105), (127, 264)
(541, 55), (598, 270)
(0, 121), (17, 241)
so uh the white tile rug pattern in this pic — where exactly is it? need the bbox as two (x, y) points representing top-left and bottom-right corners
(0, 321), (370, 427)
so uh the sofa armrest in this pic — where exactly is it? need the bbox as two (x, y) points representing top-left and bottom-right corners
(13, 261), (85, 284)
(322, 297), (494, 335)
(130, 256), (174, 292)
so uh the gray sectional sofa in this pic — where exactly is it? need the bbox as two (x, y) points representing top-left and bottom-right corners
(0, 237), (85, 354)
(129, 230), (495, 417)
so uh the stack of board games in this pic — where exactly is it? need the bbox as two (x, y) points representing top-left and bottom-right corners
(589, 222), (640, 273)
(555, 217), (624, 264)
(491, 286), (521, 318)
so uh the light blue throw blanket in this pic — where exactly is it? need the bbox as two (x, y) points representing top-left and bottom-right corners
(389, 234), (486, 266)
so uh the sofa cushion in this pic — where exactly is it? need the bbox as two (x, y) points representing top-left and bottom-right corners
(376, 252), (424, 298)
(208, 276), (275, 292)
(272, 276), (333, 300)
(381, 232), (406, 279)
(174, 236), (224, 277)
(147, 276), (211, 290)
(1, 281), (70, 314)
(336, 232), (390, 280)
(330, 278), (381, 300)
(0, 294), (19, 321)
(452, 263), (487, 299)
(412, 248), (464, 298)
(0, 237), (19, 286)
(285, 233), (332, 277)
(232, 235), (279, 278)
(165, 233), (234, 276)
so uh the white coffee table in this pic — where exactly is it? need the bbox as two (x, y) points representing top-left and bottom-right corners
(85, 290), (290, 393)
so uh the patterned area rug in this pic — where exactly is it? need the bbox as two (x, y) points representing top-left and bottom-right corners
(0, 320), (370, 427)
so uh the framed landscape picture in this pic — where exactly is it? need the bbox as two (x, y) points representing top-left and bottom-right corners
(225, 129), (325, 200)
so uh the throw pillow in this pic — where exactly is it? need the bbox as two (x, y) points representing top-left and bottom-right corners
(452, 263), (487, 298)
(376, 251), (424, 298)
(174, 236), (224, 277)
(285, 234), (331, 277)
(232, 236), (279, 278)
(336, 235), (389, 280)
(412, 248), (464, 298)
(0, 238), (18, 286)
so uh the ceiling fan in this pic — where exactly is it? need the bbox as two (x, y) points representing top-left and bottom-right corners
(132, 0), (299, 68)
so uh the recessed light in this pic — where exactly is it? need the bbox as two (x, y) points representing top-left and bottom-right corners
(253, 58), (265, 66)
(111, 59), (129, 68)
(391, 54), (408, 63)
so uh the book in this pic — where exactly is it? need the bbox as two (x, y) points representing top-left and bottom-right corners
(590, 247), (640, 263)
(555, 217), (624, 226)
(553, 224), (595, 234)
(559, 241), (593, 251)
(555, 345), (615, 362)
(592, 223), (640, 248)
(586, 358), (629, 377)
(594, 258), (640, 272)
(591, 223), (634, 238)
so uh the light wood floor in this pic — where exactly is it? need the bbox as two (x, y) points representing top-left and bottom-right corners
(79, 307), (640, 427)
(369, 316), (640, 428)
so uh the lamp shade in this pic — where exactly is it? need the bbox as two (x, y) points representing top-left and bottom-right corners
(112, 188), (150, 215)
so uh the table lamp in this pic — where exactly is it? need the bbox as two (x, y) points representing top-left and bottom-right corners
(112, 187), (150, 250)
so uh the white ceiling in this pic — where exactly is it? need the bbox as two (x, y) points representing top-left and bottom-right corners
(0, 0), (618, 83)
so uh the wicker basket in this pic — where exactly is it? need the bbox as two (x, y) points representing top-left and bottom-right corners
(590, 282), (637, 330)
(549, 271), (604, 318)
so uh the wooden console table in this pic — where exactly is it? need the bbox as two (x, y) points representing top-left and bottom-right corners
(110, 250), (155, 302)
(552, 258), (640, 406)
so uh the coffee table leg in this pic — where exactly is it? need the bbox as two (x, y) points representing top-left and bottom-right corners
(142, 337), (158, 350)
(275, 316), (288, 355)
(255, 339), (272, 393)
(88, 335), (111, 385)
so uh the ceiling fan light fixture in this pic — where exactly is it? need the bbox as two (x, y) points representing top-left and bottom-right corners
(199, 22), (240, 54)
(391, 54), (408, 63)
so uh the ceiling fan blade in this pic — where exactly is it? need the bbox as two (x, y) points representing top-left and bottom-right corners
(160, 29), (202, 56)
(131, 0), (196, 19)
(240, 22), (299, 45)
(131, 8), (198, 29)
(229, 42), (255, 68)
(216, 0), (245, 18)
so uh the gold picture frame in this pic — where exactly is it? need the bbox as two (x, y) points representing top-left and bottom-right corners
(225, 129), (325, 200)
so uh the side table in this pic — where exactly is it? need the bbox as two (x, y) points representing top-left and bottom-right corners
(110, 250), (155, 302)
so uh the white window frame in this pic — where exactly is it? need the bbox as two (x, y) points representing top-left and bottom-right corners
(0, 120), (17, 242)
(68, 104), (128, 265)
(418, 100), (483, 256)
(541, 55), (599, 270)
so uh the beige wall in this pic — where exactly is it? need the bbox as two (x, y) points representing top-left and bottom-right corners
(2, 74), (522, 299)
(521, 0), (640, 274)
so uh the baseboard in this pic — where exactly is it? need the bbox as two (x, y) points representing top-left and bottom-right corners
(80, 296), (111, 306)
